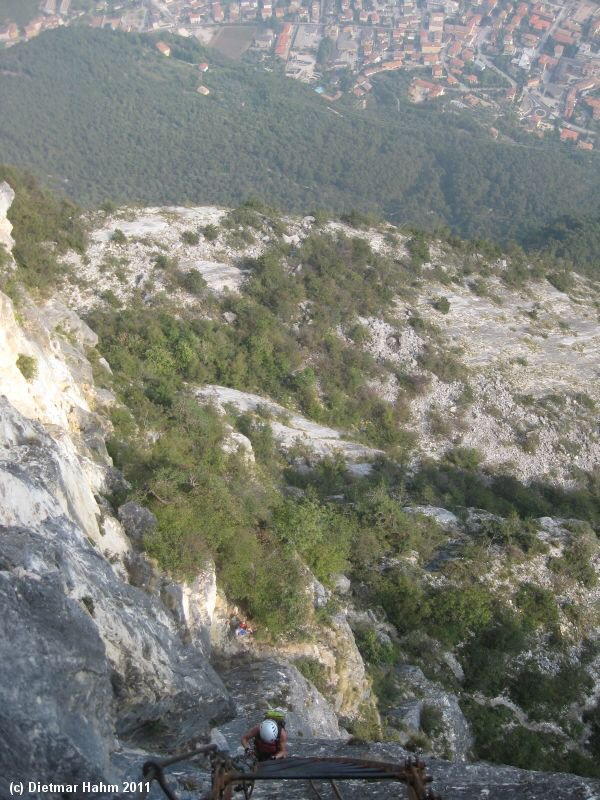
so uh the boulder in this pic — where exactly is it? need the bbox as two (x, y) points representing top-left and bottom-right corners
(0, 181), (15, 252)
(390, 666), (473, 761)
(118, 501), (157, 548)
(0, 566), (114, 799)
(216, 658), (343, 750)
(0, 400), (233, 782)
(333, 573), (351, 594)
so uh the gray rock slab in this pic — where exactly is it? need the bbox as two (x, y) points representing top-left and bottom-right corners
(216, 658), (342, 749)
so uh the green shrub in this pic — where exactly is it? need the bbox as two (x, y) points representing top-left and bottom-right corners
(420, 704), (444, 737)
(433, 296), (450, 314)
(222, 204), (265, 231)
(226, 228), (255, 249)
(426, 582), (494, 647)
(348, 702), (383, 741)
(175, 269), (207, 296)
(547, 271), (574, 293)
(371, 668), (402, 708)
(406, 731), (431, 751)
(584, 700), (600, 759)
(181, 229), (200, 246)
(153, 252), (178, 271)
(407, 233), (430, 269)
(355, 628), (396, 665)
(463, 701), (556, 771)
(295, 658), (330, 695)
(444, 447), (482, 470)
(418, 344), (468, 383)
(0, 166), (87, 293)
(462, 608), (528, 695)
(111, 228), (127, 245)
(428, 408), (451, 437)
(203, 224), (219, 241)
(549, 530), (598, 588)
(475, 515), (545, 556)
(574, 392), (596, 411)
(508, 659), (593, 720)
(16, 353), (37, 381)
(273, 496), (356, 584)
(397, 372), (431, 397)
(340, 209), (375, 228)
(235, 413), (277, 472)
(348, 322), (370, 344)
(515, 583), (559, 631)
(0, 243), (10, 269)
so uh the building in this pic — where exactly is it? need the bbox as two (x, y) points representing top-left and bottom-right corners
(559, 128), (579, 142)
(24, 18), (43, 39)
(275, 23), (293, 57)
(156, 41), (171, 56)
(253, 30), (274, 49)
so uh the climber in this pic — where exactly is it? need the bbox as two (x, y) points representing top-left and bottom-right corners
(236, 621), (253, 637)
(241, 714), (288, 761)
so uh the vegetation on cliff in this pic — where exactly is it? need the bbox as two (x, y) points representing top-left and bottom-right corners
(3, 170), (600, 778)
(0, 165), (87, 293)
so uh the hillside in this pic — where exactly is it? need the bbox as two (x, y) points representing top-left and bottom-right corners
(2, 173), (600, 795)
(1, 28), (600, 242)
(524, 213), (600, 278)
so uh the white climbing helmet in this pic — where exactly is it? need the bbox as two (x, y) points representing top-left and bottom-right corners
(259, 719), (279, 743)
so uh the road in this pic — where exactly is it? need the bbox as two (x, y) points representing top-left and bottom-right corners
(475, 26), (516, 88)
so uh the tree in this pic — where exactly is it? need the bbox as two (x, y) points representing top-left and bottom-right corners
(317, 36), (336, 66)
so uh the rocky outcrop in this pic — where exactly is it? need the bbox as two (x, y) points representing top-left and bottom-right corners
(0, 282), (234, 794)
(216, 658), (344, 748)
(389, 665), (473, 762)
(0, 288), (109, 449)
(113, 738), (600, 800)
(118, 501), (157, 549)
(0, 402), (232, 776)
(0, 564), (114, 800)
(0, 181), (15, 252)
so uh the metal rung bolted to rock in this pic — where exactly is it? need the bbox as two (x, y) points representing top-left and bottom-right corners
(139, 745), (441, 800)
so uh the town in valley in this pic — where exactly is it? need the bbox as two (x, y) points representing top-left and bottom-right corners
(3, 0), (600, 146)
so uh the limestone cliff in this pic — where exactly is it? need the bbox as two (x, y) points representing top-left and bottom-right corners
(0, 189), (367, 798)
(0, 181), (14, 252)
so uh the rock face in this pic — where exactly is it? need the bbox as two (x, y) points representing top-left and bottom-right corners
(0, 564), (114, 800)
(0, 181), (15, 252)
(118, 501), (157, 548)
(215, 658), (343, 748)
(196, 385), (381, 465)
(0, 283), (233, 794)
(0, 289), (105, 436)
(0, 402), (232, 782)
(389, 666), (473, 762)
(113, 738), (600, 800)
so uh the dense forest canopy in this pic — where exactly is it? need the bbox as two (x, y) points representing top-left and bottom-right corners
(1, 28), (600, 242)
(523, 214), (600, 276)
(0, 0), (39, 26)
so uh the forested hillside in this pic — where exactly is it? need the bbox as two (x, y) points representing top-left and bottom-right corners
(524, 214), (600, 277)
(1, 27), (600, 242)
